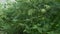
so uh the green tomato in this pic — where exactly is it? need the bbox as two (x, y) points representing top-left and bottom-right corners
(41, 9), (46, 13)
(44, 5), (51, 9)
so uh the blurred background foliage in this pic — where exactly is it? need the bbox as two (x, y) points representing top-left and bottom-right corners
(0, 0), (60, 34)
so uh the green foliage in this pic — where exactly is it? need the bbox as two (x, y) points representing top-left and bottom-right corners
(0, 0), (60, 34)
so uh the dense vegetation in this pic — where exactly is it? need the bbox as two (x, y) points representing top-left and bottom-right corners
(0, 0), (60, 34)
